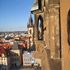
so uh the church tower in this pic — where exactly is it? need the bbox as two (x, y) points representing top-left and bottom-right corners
(31, 0), (61, 70)
(27, 14), (34, 48)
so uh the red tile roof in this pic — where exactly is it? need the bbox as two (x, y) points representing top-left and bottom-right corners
(18, 42), (27, 48)
(0, 46), (6, 56)
(0, 42), (13, 49)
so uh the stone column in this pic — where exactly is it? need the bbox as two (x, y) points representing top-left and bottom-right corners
(41, 47), (51, 70)
(49, 8), (56, 58)
(34, 14), (38, 41)
(43, 6), (50, 49)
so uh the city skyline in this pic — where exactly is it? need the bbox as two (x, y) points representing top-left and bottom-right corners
(0, 0), (34, 32)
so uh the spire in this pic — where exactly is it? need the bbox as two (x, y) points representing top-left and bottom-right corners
(27, 14), (33, 28)
(29, 14), (33, 24)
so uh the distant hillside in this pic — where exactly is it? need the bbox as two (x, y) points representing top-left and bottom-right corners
(0, 31), (28, 34)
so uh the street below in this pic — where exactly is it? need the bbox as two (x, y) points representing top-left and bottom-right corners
(10, 67), (34, 70)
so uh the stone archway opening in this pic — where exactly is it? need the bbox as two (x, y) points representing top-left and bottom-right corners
(37, 15), (43, 40)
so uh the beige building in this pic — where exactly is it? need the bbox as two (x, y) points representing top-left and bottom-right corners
(60, 0), (70, 70)
(0, 54), (10, 70)
(31, 0), (70, 70)
(10, 50), (21, 67)
(9, 41), (22, 67)
(31, 0), (61, 70)
(0, 47), (11, 70)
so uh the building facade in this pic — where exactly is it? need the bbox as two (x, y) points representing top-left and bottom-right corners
(60, 0), (70, 70)
(31, 0), (61, 70)
(31, 0), (70, 70)
(0, 47), (11, 70)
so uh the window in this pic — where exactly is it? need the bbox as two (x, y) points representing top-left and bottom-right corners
(37, 15), (43, 40)
(67, 9), (70, 45)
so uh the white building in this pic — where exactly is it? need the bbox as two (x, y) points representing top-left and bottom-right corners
(23, 51), (38, 67)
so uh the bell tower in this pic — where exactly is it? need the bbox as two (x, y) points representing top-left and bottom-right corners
(27, 14), (34, 47)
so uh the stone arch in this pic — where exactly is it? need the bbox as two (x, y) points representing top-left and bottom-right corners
(37, 15), (43, 40)
(67, 9), (70, 45)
